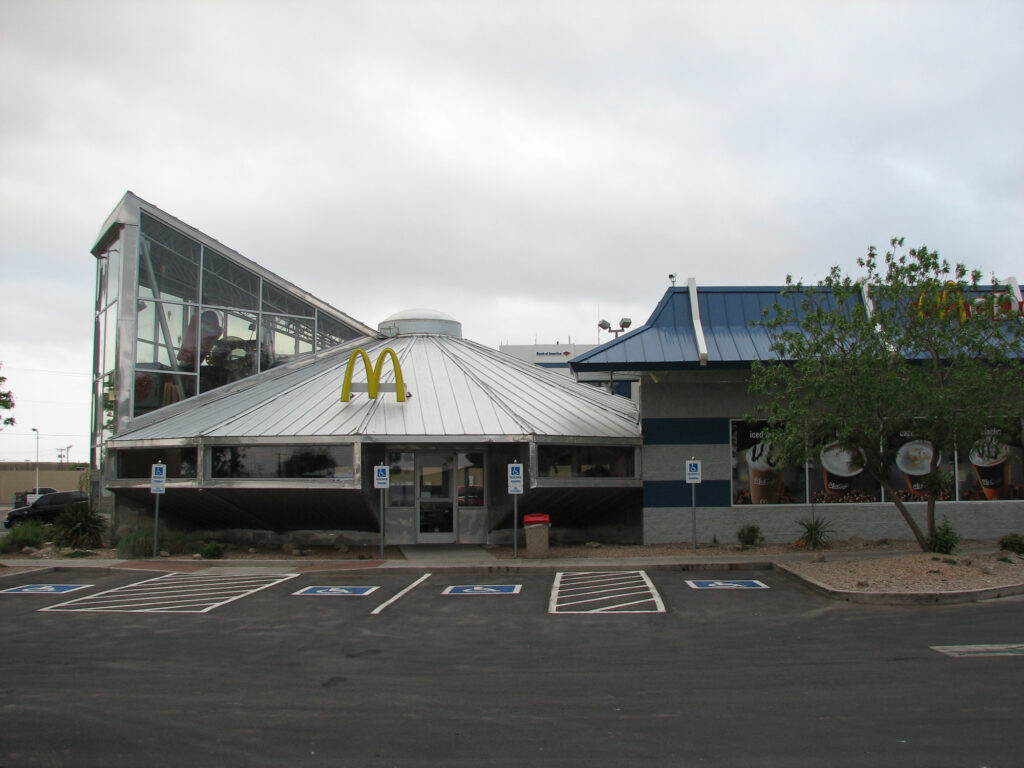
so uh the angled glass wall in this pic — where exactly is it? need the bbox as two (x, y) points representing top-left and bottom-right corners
(91, 192), (371, 476)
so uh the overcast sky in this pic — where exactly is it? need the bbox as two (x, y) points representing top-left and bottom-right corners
(1, 0), (1021, 464)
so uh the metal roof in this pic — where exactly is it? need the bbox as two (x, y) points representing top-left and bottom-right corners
(572, 278), (1024, 372)
(111, 330), (639, 444)
(571, 282), (849, 371)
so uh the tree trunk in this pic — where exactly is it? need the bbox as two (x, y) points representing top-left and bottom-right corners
(878, 477), (930, 551)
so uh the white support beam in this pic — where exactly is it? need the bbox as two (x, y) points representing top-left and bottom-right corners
(687, 277), (709, 365)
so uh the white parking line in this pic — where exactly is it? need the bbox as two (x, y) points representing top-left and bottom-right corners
(40, 572), (299, 613)
(370, 573), (432, 615)
(549, 571), (665, 614)
(932, 644), (1024, 657)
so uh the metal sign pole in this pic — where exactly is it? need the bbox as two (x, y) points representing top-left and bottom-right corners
(508, 462), (523, 559)
(691, 483), (696, 554)
(513, 495), (519, 559)
(150, 461), (165, 558)
(686, 456), (701, 554)
(153, 493), (161, 558)
(380, 487), (385, 561)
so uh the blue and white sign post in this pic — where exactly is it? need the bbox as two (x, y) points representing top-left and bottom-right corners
(508, 463), (524, 558)
(150, 462), (166, 557)
(686, 458), (701, 553)
(374, 464), (390, 560)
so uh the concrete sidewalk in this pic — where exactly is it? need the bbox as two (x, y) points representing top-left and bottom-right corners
(0, 542), (905, 574)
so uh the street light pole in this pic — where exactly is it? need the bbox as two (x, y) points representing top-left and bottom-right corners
(31, 427), (39, 492)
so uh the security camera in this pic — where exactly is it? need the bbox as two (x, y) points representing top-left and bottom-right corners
(668, 273), (677, 283)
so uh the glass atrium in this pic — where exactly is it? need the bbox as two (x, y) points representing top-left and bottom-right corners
(91, 192), (371, 480)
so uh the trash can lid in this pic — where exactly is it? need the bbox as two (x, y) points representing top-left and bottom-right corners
(523, 513), (550, 525)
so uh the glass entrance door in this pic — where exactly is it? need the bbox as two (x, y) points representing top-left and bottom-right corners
(417, 453), (456, 543)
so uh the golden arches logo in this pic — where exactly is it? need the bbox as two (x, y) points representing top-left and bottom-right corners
(340, 348), (407, 402)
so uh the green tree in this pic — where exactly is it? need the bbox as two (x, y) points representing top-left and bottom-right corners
(0, 362), (14, 428)
(750, 239), (1024, 551)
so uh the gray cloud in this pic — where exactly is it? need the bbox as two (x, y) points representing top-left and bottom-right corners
(1, 0), (1021, 461)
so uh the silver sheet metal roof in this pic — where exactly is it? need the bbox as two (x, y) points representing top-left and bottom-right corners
(112, 330), (639, 444)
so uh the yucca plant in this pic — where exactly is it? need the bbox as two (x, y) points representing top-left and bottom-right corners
(52, 503), (106, 550)
(794, 516), (835, 550)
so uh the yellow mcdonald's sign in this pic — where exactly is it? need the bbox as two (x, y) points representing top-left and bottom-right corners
(340, 347), (407, 402)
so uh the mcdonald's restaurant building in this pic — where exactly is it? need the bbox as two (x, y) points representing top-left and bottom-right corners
(570, 282), (1024, 545)
(93, 194), (642, 546)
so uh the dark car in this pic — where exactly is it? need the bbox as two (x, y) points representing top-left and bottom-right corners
(4, 491), (88, 528)
(12, 487), (58, 507)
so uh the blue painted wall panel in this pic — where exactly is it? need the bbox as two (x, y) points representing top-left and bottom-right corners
(644, 479), (731, 507)
(642, 418), (730, 445)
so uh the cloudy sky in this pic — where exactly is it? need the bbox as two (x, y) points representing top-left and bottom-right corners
(1, 0), (1021, 464)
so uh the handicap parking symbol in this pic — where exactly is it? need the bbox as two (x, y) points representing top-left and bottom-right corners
(443, 585), (522, 595)
(293, 586), (379, 597)
(686, 579), (769, 590)
(2, 584), (92, 595)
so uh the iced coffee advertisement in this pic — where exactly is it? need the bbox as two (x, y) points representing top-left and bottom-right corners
(808, 441), (879, 503)
(957, 430), (1024, 501)
(886, 434), (955, 501)
(731, 421), (805, 505)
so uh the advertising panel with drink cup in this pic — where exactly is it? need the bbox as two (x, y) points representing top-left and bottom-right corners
(886, 430), (954, 502)
(958, 427), (1024, 501)
(731, 420), (805, 505)
(809, 440), (878, 503)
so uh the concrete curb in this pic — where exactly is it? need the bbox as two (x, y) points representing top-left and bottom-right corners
(773, 562), (1024, 605)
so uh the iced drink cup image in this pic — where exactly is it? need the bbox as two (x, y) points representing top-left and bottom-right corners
(969, 441), (1010, 500)
(746, 442), (783, 504)
(820, 442), (863, 496)
(896, 440), (938, 495)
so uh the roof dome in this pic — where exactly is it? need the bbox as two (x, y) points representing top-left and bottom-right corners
(378, 308), (462, 338)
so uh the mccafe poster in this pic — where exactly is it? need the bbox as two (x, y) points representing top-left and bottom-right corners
(884, 431), (956, 502)
(956, 427), (1024, 501)
(731, 419), (1023, 506)
(731, 421), (806, 505)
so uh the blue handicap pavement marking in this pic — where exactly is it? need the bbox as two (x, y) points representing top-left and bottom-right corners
(3, 584), (93, 595)
(443, 585), (522, 595)
(686, 579), (770, 590)
(293, 586), (380, 597)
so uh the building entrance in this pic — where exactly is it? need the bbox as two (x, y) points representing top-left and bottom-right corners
(416, 453), (456, 543)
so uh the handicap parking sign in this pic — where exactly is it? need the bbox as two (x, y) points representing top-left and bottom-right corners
(2, 584), (92, 594)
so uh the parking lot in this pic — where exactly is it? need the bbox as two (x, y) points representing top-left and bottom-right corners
(2, 565), (1021, 767)
(0, 566), (810, 620)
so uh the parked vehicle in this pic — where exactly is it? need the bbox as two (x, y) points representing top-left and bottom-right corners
(4, 491), (89, 528)
(12, 487), (58, 507)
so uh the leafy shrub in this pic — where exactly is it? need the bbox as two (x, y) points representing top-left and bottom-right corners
(929, 517), (961, 555)
(794, 517), (834, 550)
(736, 524), (765, 548)
(115, 526), (200, 558)
(199, 541), (224, 559)
(998, 533), (1024, 555)
(52, 503), (106, 549)
(0, 520), (47, 553)
(115, 528), (155, 558)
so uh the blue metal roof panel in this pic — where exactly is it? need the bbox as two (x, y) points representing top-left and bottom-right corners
(571, 285), (859, 370)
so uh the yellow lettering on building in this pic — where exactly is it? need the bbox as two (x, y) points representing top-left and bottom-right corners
(340, 348), (407, 402)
